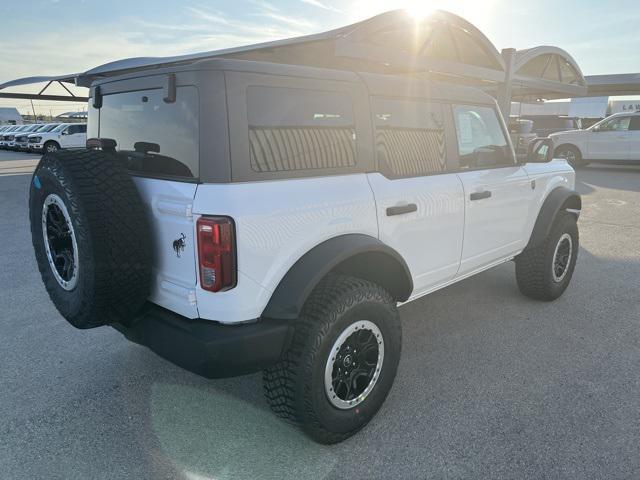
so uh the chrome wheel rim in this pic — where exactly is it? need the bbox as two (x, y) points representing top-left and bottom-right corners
(552, 233), (572, 283)
(41, 194), (79, 290)
(324, 320), (384, 410)
(46, 144), (57, 152)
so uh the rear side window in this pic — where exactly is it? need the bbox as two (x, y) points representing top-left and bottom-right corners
(453, 105), (513, 169)
(246, 86), (356, 173)
(372, 98), (447, 177)
(67, 124), (86, 135)
(98, 87), (199, 178)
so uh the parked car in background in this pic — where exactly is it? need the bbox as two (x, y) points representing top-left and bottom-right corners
(0, 124), (29, 149)
(21, 123), (60, 151)
(509, 118), (536, 157)
(12, 124), (46, 150)
(551, 112), (640, 167)
(29, 123), (87, 152)
(521, 115), (582, 137)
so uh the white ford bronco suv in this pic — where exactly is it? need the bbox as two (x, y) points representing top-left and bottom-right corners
(27, 23), (581, 445)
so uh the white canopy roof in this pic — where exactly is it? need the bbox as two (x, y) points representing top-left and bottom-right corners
(0, 9), (589, 104)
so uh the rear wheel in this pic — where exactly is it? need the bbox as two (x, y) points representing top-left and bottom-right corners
(263, 274), (401, 444)
(555, 145), (584, 168)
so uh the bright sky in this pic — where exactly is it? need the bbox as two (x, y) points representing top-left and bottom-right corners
(1, 0), (639, 114)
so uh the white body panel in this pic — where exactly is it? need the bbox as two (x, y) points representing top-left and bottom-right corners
(192, 174), (379, 323)
(366, 172), (465, 295)
(456, 166), (533, 275)
(140, 159), (580, 325)
(132, 177), (200, 319)
(587, 130), (628, 160)
(183, 163), (575, 324)
(629, 130), (640, 160)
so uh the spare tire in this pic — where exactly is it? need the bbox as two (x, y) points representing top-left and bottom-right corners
(29, 149), (152, 329)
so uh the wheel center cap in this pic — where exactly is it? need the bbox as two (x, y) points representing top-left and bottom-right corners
(343, 355), (353, 367)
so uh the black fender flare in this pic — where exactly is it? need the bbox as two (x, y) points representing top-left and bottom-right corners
(262, 234), (413, 321)
(526, 186), (581, 249)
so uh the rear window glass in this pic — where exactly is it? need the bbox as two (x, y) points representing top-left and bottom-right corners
(246, 86), (356, 173)
(372, 98), (447, 177)
(98, 87), (199, 178)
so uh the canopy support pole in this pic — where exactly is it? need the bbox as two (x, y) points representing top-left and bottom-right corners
(497, 48), (516, 121)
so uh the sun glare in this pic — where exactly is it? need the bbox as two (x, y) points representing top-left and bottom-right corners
(405, 0), (435, 20)
(348, 0), (498, 27)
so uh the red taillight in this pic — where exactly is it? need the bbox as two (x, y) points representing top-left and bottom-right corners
(197, 216), (237, 292)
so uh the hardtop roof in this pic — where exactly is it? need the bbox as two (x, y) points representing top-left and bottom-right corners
(93, 57), (498, 106)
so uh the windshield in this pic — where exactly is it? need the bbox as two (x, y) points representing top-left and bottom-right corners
(587, 115), (629, 131)
(51, 124), (68, 133)
(36, 124), (59, 133)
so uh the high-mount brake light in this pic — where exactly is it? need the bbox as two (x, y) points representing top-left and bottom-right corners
(197, 217), (237, 292)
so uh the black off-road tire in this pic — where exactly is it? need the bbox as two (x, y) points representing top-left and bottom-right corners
(515, 213), (579, 301)
(263, 273), (402, 444)
(29, 149), (152, 329)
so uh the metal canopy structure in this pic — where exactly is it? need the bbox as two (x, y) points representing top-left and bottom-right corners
(585, 73), (640, 96)
(220, 9), (508, 84)
(0, 73), (87, 102)
(511, 46), (587, 100)
(0, 9), (587, 111)
(494, 46), (587, 119)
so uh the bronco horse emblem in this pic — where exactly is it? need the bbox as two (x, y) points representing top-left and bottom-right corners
(173, 233), (186, 258)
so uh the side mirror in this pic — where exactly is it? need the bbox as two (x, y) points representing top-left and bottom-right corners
(527, 138), (554, 163)
(592, 125), (601, 132)
(61, 130), (69, 136)
(473, 145), (509, 167)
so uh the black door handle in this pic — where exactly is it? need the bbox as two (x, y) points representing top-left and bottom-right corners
(386, 203), (417, 216)
(470, 191), (492, 201)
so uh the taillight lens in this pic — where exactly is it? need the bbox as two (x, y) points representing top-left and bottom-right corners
(197, 216), (237, 292)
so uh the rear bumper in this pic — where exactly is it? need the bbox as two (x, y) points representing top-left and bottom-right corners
(113, 305), (293, 378)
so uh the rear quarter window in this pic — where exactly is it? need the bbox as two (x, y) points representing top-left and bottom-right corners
(97, 87), (199, 179)
(246, 86), (356, 173)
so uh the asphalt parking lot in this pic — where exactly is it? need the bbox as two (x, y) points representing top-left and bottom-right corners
(0, 150), (638, 480)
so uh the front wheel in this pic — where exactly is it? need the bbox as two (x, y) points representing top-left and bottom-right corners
(43, 141), (60, 153)
(515, 213), (579, 301)
(263, 274), (402, 444)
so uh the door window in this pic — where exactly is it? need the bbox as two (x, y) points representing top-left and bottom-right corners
(627, 116), (640, 131)
(453, 105), (513, 169)
(372, 98), (447, 177)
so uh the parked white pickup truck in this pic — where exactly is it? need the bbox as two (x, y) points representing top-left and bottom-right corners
(28, 123), (87, 152)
